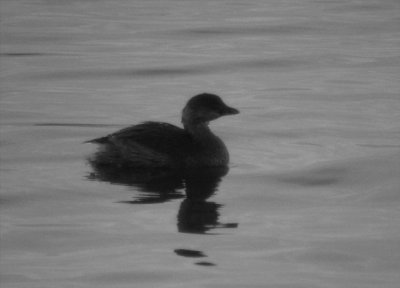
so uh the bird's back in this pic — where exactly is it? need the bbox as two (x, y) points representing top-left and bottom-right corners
(88, 121), (194, 168)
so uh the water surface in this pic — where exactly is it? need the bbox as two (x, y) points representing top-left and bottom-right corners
(1, 0), (400, 287)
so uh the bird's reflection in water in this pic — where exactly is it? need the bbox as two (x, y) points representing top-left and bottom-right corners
(87, 163), (185, 204)
(87, 158), (238, 234)
(178, 168), (238, 234)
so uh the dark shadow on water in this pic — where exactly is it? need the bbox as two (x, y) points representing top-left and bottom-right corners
(174, 249), (217, 267)
(171, 24), (315, 36)
(87, 157), (238, 233)
(273, 167), (346, 187)
(87, 164), (185, 204)
(87, 153), (238, 267)
(177, 169), (239, 234)
(0, 52), (56, 57)
(174, 249), (206, 258)
(195, 261), (217, 267)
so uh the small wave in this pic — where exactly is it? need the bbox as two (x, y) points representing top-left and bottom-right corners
(173, 24), (314, 36)
(27, 57), (312, 80)
(34, 123), (120, 128)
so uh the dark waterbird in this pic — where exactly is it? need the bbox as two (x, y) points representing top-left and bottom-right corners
(86, 93), (239, 168)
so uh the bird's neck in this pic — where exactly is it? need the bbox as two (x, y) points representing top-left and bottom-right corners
(183, 121), (213, 140)
(182, 115), (229, 166)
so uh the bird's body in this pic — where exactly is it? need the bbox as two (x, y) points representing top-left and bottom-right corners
(86, 93), (239, 169)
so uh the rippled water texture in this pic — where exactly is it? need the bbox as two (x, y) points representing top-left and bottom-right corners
(1, 0), (400, 287)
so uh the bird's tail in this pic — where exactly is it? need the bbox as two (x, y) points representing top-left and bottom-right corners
(84, 136), (109, 144)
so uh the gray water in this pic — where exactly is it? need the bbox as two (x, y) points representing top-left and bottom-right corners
(1, 0), (400, 287)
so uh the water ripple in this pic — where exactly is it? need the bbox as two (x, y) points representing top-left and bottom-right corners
(28, 58), (311, 80)
(175, 24), (314, 36)
(34, 123), (119, 128)
(0, 53), (54, 57)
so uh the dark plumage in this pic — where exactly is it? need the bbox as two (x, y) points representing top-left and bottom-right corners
(86, 93), (239, 168)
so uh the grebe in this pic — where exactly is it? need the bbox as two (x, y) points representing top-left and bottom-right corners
(86, 93), (239, 168)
